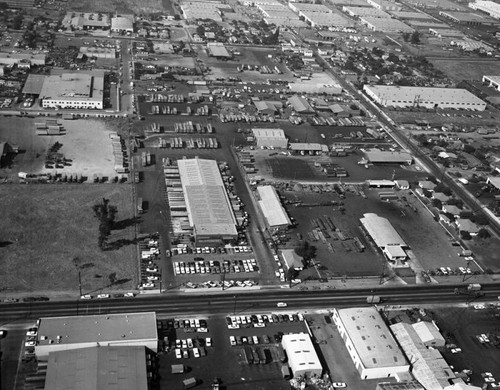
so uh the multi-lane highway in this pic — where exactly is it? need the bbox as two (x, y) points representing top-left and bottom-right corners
(1, 284), (499, 323)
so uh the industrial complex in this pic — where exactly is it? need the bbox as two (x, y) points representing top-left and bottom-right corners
(363, 85), (488, 110)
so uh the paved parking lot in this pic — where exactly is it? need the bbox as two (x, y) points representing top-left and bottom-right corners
(157, 313), (308, 390)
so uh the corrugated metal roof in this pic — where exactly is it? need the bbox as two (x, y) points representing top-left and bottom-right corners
(257, 185), (291, 228)
(360, 213), (407, 248)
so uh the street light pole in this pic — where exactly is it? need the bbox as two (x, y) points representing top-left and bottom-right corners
(233, 295), (237, 315)
(78, 270), (82, 297)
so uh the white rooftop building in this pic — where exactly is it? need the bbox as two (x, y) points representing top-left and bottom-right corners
(482, 75), (500, 91)
(35, 313), (158, 361)
(252, 128), (288, 148)
(363, 85), (487, 111)
(412, 321), (446, 348)
(469, 1), (500, 19)
(360, 17), (414, 32)
(281, 333), (322, 378)
(332, 308), (410, 380)
(257, 185), (292, 231)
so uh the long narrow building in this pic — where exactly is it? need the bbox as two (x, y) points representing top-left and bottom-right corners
(177, 158), (238, 245)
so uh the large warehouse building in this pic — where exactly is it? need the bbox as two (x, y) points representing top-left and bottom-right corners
(178, 158), (238, 245)
(252, 128), (288, 149)
(483, 75), (500, 91)
(360, 213), (408, 264)
(257, 185), (292, 232)
(332, 308), (410, 380)
(469, 1), (500, 19)
(35, 313), (158, 360)
(281, 333), (322, 378)
(38, 71), (104, 110)
(43, 346), (157, 390)
(363, 85), (487, 111)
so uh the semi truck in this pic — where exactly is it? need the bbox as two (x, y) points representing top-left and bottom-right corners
(454, 284), (484, 297)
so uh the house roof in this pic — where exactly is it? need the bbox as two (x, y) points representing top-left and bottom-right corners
(281, 249), (303, 269)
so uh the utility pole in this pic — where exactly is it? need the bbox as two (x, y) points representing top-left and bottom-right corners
(233, 295), (237, 315)
(78, 270), (82, 297)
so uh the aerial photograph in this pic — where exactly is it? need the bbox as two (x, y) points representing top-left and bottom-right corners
(1, 0), (500, 388)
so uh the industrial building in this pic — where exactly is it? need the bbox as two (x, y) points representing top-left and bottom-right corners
(469, 1), (500, 19)
(207, 42), (231, 58)
(439, 11), (497, 25)
(412, 321), (446, 348)
(483, 75), (500, 91)
(61, 12), (110, 30)
(178, 158), (238, 245)
(391, 322), (464, 390)
(43, 346), (157, 390)
(360, 17), (414, 32)
(281, 249), (304, 270)
(35, 313), (158, 360)
(342, 6), (391, 18)
(281, 333), (322, 378)
(252, 128), (288, 148)
(111, 15), (135, 33)
(257, 185), (292, 232)
(360, 213), (408, 264)
(301, 11), (353, 28)
(288, 82), (342, 95)
(38, 72), (104, 110)
(288, 95), (314, 113)
(363, 85), (487, 111)
(332, 308), (410, 380)
(364, 149), (413, 165)
(2, 0), (34, 7)
(181, 1), (232, 21)
(366, 0), (402, 11)
(289, 143), (329, 154)
(389, 10), (433, 20)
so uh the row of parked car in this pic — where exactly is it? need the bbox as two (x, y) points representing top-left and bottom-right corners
(174, 258), (258, 275)
(184, 279), (258, 289)
(226, 313), (304, 329)
(139, 237), (161, 290)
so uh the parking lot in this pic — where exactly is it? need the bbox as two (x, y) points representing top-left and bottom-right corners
(157, 313), (309, 390)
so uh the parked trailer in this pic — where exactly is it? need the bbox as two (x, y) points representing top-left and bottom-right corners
(183, 377), (197, 389)
(244, 347), (254, 365)
(137, 197), (144, 214)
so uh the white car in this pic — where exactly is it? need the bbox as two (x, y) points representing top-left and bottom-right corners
(193, 347), (200, 358)
(333, 383), (347, 388)
(175, 349), (182, 359)
(147, 275), (159, 281)
(252, 336), (259, 344)
(206, 338), (212, 347)
(140, 282), (155, 288)
(124, 292), (135, 297)
(187, 338), (194, 348)
(229, 336), (236, 346)
(25, 341), (36, 347)
(277, 302), (287, 307)
(473, 304), (486, 310)
(197, 327), (208, 333)
(80, 294), (92, 300)
(451, 348), (462, 353)
(97, 294), (110, 299)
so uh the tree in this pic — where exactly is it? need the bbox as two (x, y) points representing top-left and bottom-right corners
(92, 198), (117, 250)
(478, 228), (491, 239)
(460, 230), (472, 240)
(410, 31), (420, 44)
(295, 241), (317, 268)
(431, 198), (442, 209)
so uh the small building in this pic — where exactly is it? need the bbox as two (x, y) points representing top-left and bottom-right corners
(257, 185), (292, 231)
(367, 180), (396, 188)
(412, 321), (446, 348)
(281, 249), (304, 270)
(35, 313), (158, 361)
(252, 128), (288, 149)
(432, 192), (451, 203)
(395, 180), (410, 190)
(289, 143), (328, 154)
(207, 42), (231, 59)
(487, 176), (500, 190)
(455, 218), (480, 235)
(383, 245), (407, 262)
(254, 100), (282, 116)
(483, 75), (500, 92)
(419, 180), (437, 192)
(332, 308), (410, 380)
(111, 15), (135, 33)
(288, 95), (314, 113)
(281, 333), (322, 378)
(442, 204), (461, 216)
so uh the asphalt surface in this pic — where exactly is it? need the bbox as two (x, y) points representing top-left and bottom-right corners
(1, 283), (499, 323)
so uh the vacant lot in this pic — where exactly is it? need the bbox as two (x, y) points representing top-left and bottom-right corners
(0, 184), (136, 293)
(430, 58), (500, 83)
(69, 0), (164, 14)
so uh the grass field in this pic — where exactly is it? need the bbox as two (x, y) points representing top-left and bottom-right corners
(429, 58), (500, 82)
(0, 184), (137, 293)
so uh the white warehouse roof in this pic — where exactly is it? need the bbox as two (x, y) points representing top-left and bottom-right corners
(360, 213), (407, 248)
(257, 185), (291, 228)
(252, 128), (286, 139)
(178, 158), (237, 237)
(412, 321), (445, 346)
(281, 333), (322, 378)
(335, 308), (408, 370)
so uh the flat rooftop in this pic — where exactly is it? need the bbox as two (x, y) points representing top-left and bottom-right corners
(44, 346), (148, 390)
(39, 72), (104, 102)
(257, 185), (291, 228)
(37, 313), (157, 346)
(360, 213), (407, 248)
(336, 308), (408, 369)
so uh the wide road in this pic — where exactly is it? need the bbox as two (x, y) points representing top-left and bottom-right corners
(1, 284), (499, 323)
